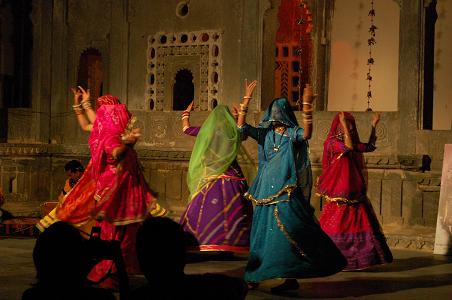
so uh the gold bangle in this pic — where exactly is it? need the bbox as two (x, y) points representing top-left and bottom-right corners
(242, 96), (251, 99)
(81, 101), (92, 110)
(238, 111), (247, 116)
(181, 116), (189, 120)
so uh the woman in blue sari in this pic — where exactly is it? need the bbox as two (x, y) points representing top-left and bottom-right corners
(237, 81), (346, 293)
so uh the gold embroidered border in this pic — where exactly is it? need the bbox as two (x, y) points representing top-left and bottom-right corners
(316, 192), (366, 205)
(273, 207), (306, 257)
(244, 184), (297, 206)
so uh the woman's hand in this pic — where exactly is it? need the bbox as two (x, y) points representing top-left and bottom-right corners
(122, 128), (141, 145)
(244, 79), (257, 99)
(185, 101), (194, 112)
(71, 87), (82, 105)
(371, 112), (381, 127)
(77, 86), (90, 103)
(338, 111), (347, 128)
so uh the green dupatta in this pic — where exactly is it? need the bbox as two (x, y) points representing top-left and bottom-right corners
(187, 105), (240, 201)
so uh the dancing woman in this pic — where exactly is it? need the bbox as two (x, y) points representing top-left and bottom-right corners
(39, 87), (166, 286)
(316, 112), (392, 270)
(238, 81), (346, 292)
(180, 102), (252, 253)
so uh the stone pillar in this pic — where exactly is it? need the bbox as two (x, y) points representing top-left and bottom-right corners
(109, 0), (129, 106)
(50, 0), (69, 144)
(239, 0), (267, 111)
(30, 0), (53, 143)
(308, 0), (332, 111)
(260, 0), (279, 110)
(398, 0), (422, 154)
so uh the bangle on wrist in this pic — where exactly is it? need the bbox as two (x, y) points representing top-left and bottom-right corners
(81, 101), (92, 110)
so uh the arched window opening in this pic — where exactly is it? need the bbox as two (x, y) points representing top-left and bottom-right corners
(77, 48), (103, 101)
(172, 69), (194, 111)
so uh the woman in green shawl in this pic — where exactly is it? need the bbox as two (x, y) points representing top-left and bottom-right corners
(179, 103), (252, 253)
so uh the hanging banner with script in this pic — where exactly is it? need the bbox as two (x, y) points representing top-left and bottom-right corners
(434, 144), (452, 255)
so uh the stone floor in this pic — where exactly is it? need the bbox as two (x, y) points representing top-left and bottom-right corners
(1, 238), (452, 300)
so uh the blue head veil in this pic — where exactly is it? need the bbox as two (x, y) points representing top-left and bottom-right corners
(259, 98), (298, 128)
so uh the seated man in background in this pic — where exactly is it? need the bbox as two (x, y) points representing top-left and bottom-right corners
(59, 160), (84, 201)
(132, 217), (248, 300)
(37, 160), (85, 232)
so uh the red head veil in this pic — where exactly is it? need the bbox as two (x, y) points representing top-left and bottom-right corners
(96, 94), (120, 109)
(322, 112), (367, 185)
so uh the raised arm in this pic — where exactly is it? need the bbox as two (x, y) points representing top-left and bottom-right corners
(237, 80), (257, 128)
(302, 84), (313, 140)
(369, 112), (380, 145)
(181, 101), (194, 132)
(78, 86), (96, 124)
(355, 112), (380, 152)
(339, 112), (354, 150)
(71, 87), (93, 132)
(362, 112), (380, 151)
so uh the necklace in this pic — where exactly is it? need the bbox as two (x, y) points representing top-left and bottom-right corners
(272, 127), (286, 152)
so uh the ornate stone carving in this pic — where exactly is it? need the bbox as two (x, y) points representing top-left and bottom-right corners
(146, 30), (223, 111)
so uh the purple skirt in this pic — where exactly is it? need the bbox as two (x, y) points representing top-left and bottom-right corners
(180, 176), (252, 252)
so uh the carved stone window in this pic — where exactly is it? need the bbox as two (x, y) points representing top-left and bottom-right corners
(146, 30), (222, 111)
(77, 48), (103, 101)
(173, 69), (194, 111)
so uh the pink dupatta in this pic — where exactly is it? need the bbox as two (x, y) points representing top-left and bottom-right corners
(57, 96), (155, 226)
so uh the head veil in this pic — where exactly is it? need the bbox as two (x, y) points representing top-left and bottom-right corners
(187, 105), (240, 201)
(259, 97), (299, 128)
(322, 112), (367, 185)
(88, 95), (131, 179)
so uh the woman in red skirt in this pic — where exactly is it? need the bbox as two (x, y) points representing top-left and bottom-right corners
(316, 112), (392, 270)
